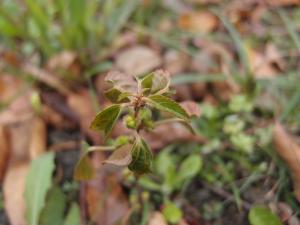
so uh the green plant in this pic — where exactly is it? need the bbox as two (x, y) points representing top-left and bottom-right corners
(74, 70), (197, 179)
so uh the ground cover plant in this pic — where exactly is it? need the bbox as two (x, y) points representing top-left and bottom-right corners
(0, 0), (300, 225)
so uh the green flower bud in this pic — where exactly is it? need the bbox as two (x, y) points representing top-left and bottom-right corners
(124, 115), (136, 129)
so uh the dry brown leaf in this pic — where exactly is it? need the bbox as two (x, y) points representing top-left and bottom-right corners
(67, 89), (101, 144)
(148, 212), (167, 225)
(266, 0), (300, 6)
(163, 50), (189, 75)
(84, 155), (129, 225)
(178, 11), (218, 33)
(115, 45), (162, 76)
(0, 126), (10, 183)
(142, 122), (206, 150)
(3, 163), (29, 225)
(180, 101), (201, 117)
(248, 47), (279, 78)
(0, 74), (23, 102)
(184, 0), (221, 4)
(46, 51), (77, 71)
(29, 117), (47, 160)
(0, 91), (34, 126)
(273, 122), (300, 201)
(103, 144), (132, 166)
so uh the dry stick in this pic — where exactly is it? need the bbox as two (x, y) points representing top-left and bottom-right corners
(202, 182), (252, 210)
(22, 62), (72, 96)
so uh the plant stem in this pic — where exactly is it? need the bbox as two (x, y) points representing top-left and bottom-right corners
(88, 145), (116, 152)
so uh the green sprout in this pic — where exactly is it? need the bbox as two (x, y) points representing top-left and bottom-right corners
(74, 70), (197, 180)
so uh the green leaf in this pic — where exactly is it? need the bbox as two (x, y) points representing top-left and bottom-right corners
(90, 104), (122, 138)
(74, 153), (95, 181)
(103, 144), (132, 166)
(63, 203), (81, 225)
(249, 206), (283, 225)
(105, 88), (130, 103)
(163, 202), (183, 224)
(146, 95), (190, 121)
(40, 186), (66, 225)
(128, 138), (153, 175)
(141, 70), (170, 95)
(25, 152), (55, 225)
(177, 154), (202, 184)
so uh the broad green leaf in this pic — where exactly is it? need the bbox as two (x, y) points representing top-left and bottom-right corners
(63, 203), (81, 225)
(105, 88), (130, 103)
(146, 95), (190, 121)
(177, 154), (202, 184)
(103, 144), (132, 166)
(163, 202), (183, 224)
(74, 153), (95, 181)
(128, 138), (153, 174)
(40, 186), (66, 225)
(249, 206), (283, 225)
(141, 70), (170, 95)
(155, 151), (175, 178)
(90, 104), (122, 138)
(25, 152), (55, 225)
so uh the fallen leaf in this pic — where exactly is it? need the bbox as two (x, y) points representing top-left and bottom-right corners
(84, 157), (129, 225)
(103, 144), (132, 166)
(273, 122), (300, 202)
(116, 45), (162, 76)
(178, 11), (218, 33)
(266, 0), (300, 6)
(0, 126), (10, 182)
(0, 74), (22, 102)
(46, 51), (77, 71)
(148, 212), (167, 225)
(67, 89), (101, 144)
(180, 101), (201, 117)
(3, 163), (29, 225)
(0, 90), (34, 126)
(142, 122), (206, 150)
(29, 117), (47, 160)
(163, 50), (189, 75)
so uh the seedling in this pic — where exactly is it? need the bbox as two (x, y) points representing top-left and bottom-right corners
(74, 70), (197, 180)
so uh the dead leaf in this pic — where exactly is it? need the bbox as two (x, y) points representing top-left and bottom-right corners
(273, 122), (300, 202)
(184, 0), (221, 4)
(0, 74), (23, 102)
(247, 47), (279, 78)
(266, 0), (300, 6)
(178, 11), (218, 33)
(29, 117), (47, 160)
(3, 163), (29, 225)
(103, 144), (132, 166)
(46, 51), (77, 71)
(116, 45), (162, 76)
(180, 101), (201, 117)
(148, 212), (167, 225)
(84, 154), (129, 225)
(0, 91), (34, 126)
(0, 126), (10, 183)
(142, 122), (206, 150)
(163, 50), (189, 75)
(67, 89), (101, 144)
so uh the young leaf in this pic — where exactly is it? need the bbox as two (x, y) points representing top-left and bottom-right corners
(25, 152), (55, 225)
(40, 186), (66, 225)
(162, 202), (183, 224)
(249, 206), (283, 225)
(141, 70), (170, 95)
(103, 144), (132, 166)
(105, 88), (130, 103)
(90, 104), (122, 138)
(63, 203), (81, 225)
(128, 138), (153, 174)
(74, 153), (95, 181)
(176, 154), (202, 184)
(105, 70), (137, 93)
(146, 95), (190, 121)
